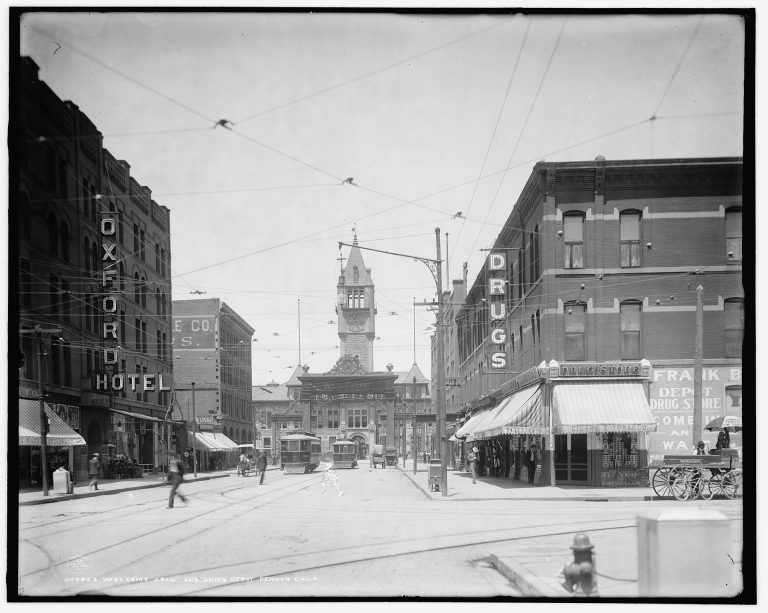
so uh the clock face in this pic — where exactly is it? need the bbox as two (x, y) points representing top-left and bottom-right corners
(346, 314), (367, 332)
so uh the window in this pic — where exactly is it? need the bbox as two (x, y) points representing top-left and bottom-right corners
(328, 409), (340, 429)
(347, 408), (368, 429)
(133, 223), (140, 254)
(620, 301), (642, 359)
(620, 211), (641, 267)
(563, 213), (584, 269)
(724, 298), (744, 358)
(140, 228), (146, 261)
(155, 244), (161, 272)
(20, 259), (31, 309)
(135, 318), (141, 352)
(140, 276), (147, 308)
(134, 273), (141, 304)
(725, 208), (742, 262)
(60, 221), (70, 262)
(564, 302), (586, 360)
(48, 213), (58, 257)
(347, 290), (365, 309)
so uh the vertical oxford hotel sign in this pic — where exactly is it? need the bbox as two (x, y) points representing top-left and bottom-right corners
(93, 216), (171, 396)
(488, 251), (508, 369)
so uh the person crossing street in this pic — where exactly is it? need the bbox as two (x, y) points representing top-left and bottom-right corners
(167, 453), (188, 508)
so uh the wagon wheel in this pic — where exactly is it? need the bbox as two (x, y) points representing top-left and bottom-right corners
(722, 470), (742, 499)
(651, 467), (674, 497)
(636, 468), (650, 487)
(669, 467), (693, 501)
(698, 477), (716, 500)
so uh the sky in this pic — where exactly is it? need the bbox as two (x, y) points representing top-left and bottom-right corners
(17, 7), (748, 386)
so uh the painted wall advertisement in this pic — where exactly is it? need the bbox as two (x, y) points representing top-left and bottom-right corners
(648, 366), (742, 462)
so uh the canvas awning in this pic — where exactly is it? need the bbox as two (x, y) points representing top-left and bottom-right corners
(109, 408), (168, 422)
(552, 381), (658, 434)
(468, 385), (547, 440)
(19, 399), (86, 446)
(189, 431), (239, 451)
(453, 409), (493, 440)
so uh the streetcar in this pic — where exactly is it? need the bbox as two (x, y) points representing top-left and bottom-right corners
(331, 440), (358, 469)
(280, 433), (321, 474)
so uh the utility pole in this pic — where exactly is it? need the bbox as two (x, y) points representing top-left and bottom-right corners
(693, 285), (704, 448)
(191, 382), (198, 477)
(435, 228), (447, 496)
(338, 230), (448, 496)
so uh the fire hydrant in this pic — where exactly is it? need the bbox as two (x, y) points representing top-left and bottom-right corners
(561, 533), (597, 595)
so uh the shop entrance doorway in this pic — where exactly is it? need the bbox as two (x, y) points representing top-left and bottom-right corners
(554, 433), (589, 484)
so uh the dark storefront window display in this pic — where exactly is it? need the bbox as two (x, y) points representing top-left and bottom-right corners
(601, 432), (638, 468)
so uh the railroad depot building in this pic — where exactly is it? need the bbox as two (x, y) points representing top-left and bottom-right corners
(447, 156), (744, 487)
(252, 238), (439, 461)
(172, 298), (254, 470)
(13, 57), (175, 486)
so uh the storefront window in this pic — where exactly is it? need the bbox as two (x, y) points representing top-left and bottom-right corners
(601, 432), (638, 468)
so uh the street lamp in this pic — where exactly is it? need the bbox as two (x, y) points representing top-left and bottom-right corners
(339, 228), (448, 496)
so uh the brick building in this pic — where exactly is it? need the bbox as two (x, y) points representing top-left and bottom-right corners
(446, 156), (744, 487)
(13, 57), (175, 486)
(172, 298), (254, 470)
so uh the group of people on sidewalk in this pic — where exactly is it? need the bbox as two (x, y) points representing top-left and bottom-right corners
(467, 444), (539, 485)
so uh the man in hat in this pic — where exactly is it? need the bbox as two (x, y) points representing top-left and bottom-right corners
(88, 453), (101, 490)
(694, 440), (707, 455)
(468, 447), (479, 484)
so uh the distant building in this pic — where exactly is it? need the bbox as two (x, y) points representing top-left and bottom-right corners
(13, 57), (175, 486)
(172, 298), (254, 469)
(444, 156), (744, 486)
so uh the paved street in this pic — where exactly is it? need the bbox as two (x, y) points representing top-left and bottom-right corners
(17, 462), (743, 598)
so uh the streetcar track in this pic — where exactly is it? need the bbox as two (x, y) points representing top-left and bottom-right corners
(19, 474), (318, 581)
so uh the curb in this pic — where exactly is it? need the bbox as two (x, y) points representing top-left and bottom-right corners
(19, 473), (231, 506)
(491, 554), (572, 597)
(396, 466), (659, 502)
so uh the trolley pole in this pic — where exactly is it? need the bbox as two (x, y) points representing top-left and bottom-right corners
(435, 228), (448, 496)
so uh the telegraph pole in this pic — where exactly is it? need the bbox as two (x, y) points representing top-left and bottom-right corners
(693, 285), (704, 448)
(435, 228), (447, 496)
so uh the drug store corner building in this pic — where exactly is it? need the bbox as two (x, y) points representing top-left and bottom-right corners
(460, 359), (658, 487)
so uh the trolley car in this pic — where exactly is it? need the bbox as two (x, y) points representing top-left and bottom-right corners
(651, 449), (741, 500)
(280, 433), (321, 474)
(332, 440), (358, 469)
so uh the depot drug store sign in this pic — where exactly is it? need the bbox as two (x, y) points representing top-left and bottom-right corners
(646, 366), (742, 462)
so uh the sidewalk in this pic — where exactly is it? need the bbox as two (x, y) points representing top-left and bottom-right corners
(18, 466), (280, 506)
(398, 460), (657, 502)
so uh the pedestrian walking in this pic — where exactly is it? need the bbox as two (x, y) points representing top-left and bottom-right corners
(88, 453), (101, 490)
(468, 447), (479, 484)
(257, 451), (268, 485)
(526, 444), (539, 485)
(319, 457), (344, 496)
(167, 453), (188, 508)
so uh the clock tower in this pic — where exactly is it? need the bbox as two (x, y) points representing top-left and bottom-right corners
(336, 235), (376, 371)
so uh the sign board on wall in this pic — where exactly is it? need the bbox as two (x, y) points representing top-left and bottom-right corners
(647, 366), (742, 462)
(172, 316), (218, 349)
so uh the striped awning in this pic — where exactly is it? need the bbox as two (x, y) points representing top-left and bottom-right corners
(552, 381), (657, 434)
(469, 385), (546, 440)
(189, 431), (239, 451)
(453, 409), (493, 440)
(19, 399), (86, 447)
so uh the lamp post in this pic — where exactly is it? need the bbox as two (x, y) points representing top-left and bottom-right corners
(338, 228), (448, 496)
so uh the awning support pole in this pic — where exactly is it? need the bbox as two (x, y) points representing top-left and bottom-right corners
(548, 382), (555, 487)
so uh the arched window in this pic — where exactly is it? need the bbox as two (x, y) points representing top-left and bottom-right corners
(47, 212), (58, 257)
(620, 210), (642, 268)
(725, 207), (742, 262)
(353, 265), (359, 283)
(134, 272), (141, 304)
(60, 220), (70, 262)
(563, 212), (585, 269)
(620, 300), (642, 359)
(724, 298), (744, 358)
(564, 301), (587, 360)
(141, 276), (147, 308)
